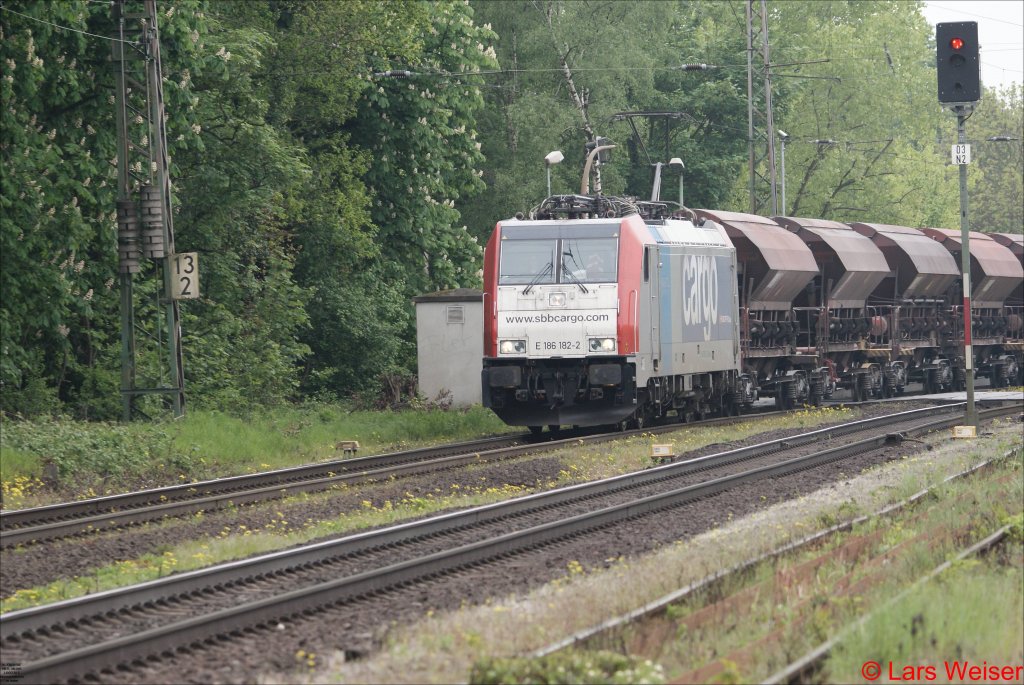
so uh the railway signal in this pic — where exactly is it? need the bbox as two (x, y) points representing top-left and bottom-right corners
(936, 21), (981, 430)
(936, 22), (980, 104)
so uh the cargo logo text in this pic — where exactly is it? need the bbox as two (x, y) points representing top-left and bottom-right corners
(683, 254), (719, 341)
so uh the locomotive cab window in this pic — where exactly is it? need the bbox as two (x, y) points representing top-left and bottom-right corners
(499, 239), (557, 285)
(561, 238), (617, 283)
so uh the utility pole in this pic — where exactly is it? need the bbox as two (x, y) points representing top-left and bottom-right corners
(112, 0), (185, 419)
(746, 0), (779, 215)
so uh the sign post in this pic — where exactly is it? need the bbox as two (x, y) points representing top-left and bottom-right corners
(955, 107), (978, 429)
(936, 21), (980, 430)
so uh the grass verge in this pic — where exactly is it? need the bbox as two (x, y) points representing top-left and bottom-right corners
(0, 404), (513, 509)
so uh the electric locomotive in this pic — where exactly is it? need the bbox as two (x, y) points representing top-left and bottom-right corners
(481, 195), (750, 432)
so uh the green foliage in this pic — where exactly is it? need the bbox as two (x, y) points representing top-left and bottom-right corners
(1004, 511), (1024, 543)
(2, 0), (1019, 419)
(0, 403), (512, 501)
(1, 0), (124, 409)
(968, 84), (1024, 234)
(751, 2), (958, 225)
(0, 416), (176, 483)
(350, 0), (496, 295)
(469, 651), (665, 685)
(824, 562), (1024, 682)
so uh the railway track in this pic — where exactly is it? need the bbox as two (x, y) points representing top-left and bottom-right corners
(0, 410), (783, 548)
(530, 444), (1022, 661)
(765, 524), (1015, 684)
(3, 402), (1015, 683)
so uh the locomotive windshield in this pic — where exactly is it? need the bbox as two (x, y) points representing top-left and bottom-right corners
(499, 237), (617, 285)
(498, 239), (557, 285)
(561, 238), (617, 283)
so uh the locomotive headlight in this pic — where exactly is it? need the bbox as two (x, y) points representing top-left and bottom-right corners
(548, 292), (567, 308)
(589, 337), (616, 352)
(500, 339), (527, 354)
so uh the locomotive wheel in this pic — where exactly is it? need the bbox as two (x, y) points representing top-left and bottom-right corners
(775, 387), (793, 411)
(851, 377), (863, 402)
(547, 424), (561, 434)
(809, 382), (822, 407)
(528, 425), (543, 436)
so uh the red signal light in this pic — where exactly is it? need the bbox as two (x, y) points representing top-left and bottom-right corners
(950, 37), (964, 50)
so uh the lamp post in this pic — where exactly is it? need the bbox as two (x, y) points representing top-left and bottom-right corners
(777, 130), (789, 215)
(545, 150), (564, 197)
(669, 157), (685, 207)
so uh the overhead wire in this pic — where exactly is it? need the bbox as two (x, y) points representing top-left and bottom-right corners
(0, 4), (139, 45)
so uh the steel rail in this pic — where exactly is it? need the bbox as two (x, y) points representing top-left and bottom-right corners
(0, 434), (527, 530)
(0, 410), (784, 548)
(530, 443), (1024, 658)
(764, 523), (1014, 685)
(0, 403), (968, 641)
(8, 404), (1013, 682)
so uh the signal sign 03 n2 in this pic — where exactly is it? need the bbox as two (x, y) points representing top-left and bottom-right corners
(936, 21), (980, 103)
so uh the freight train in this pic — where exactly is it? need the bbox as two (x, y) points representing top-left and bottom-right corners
(480, 190), (1023, 433)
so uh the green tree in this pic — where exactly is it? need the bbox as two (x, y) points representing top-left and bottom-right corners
(968, 84), (1023, 234)
(349, 0), (497, 295)
(0, 0), (208, 416)
(758, 1), (958, 227)
(465, 1), (755, 232)
(1, 1), (317, 416)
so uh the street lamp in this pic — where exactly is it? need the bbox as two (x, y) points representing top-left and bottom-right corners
(544, 150), (564, 197)
(777, 131), (789, 215)
(669, 157), (685, 207)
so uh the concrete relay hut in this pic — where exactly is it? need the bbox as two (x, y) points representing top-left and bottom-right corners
(412, 288), (483, 406)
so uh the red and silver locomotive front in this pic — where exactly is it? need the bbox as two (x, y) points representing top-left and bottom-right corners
(482, 217), (639, 428)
